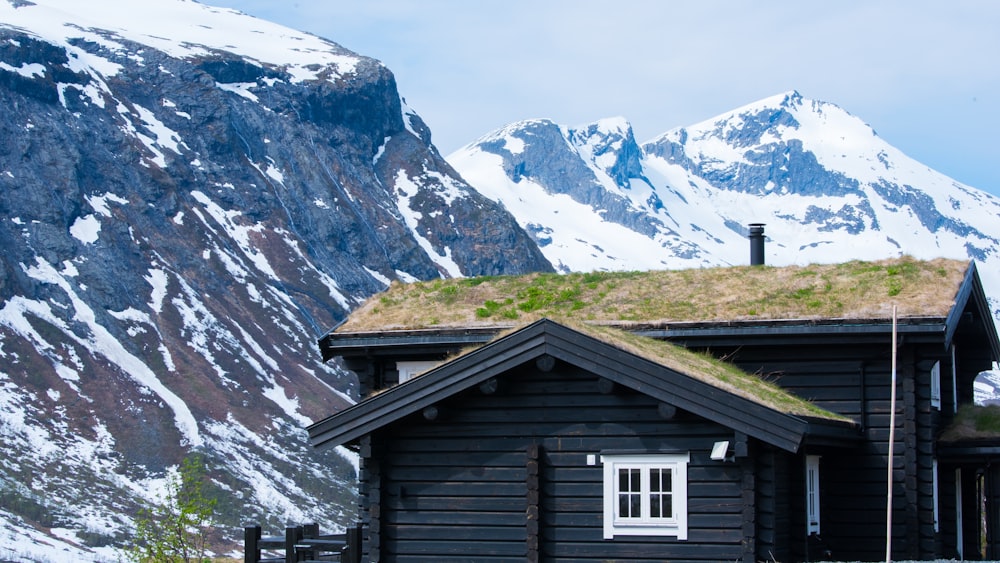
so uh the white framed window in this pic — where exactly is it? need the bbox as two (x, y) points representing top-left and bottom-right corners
(932, 458), (940, 533)
(806, 455), (821, 535)
(930, 361), (942, 410)
(951, 345), (959, 413)
(396, 360), (439, 383)
(956, 468), (964, 559)
(601, 453), (689, 540)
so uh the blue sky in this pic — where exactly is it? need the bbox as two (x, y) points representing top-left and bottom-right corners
(209, 1), (1000, 197)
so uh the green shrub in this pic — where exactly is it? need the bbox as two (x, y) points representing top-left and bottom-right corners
(129, 454), (217, 563)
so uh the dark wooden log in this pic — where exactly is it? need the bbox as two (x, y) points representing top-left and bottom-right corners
(526, 443), (541, 563)
(369, 453), (382, 562)
(902, 350), (920, 561)
(597, 377), (617, 394)
(735, 431), (748, 458)
(536, 355), (556, 372)
(422, 405), (439, 420)
(479, 377), (499, 395)
(657, 402), (677, 419)
(244, 526), (260, 563)
(284, 526), (301, 563)
(741, 457), (757, 563)
(344, 524), (363, 563)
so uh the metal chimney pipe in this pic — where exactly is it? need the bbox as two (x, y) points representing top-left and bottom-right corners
(748, 223), (765, 266)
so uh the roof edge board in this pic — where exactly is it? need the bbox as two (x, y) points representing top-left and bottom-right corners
(308, 327), (553, 448)
(311, 319), (862, 452)
(541, 331), (826, 452)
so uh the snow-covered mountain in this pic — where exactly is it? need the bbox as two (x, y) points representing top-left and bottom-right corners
(974, 371), (1000, 406)
(0, 0), (549, 560)
(3, 0), (1000, 559)
(448, 91), (1000, 324)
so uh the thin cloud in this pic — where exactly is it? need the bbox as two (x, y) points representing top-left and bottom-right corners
(211, 0), (1000, 193)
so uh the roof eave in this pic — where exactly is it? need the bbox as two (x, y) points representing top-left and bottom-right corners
(309, 322), (547, 448)
(945, 261), (1000, 359)
(937, 440), (1000, 462)
(318, 326), (505, 361)
(319, 316), (957, 360)
(308, 319), (862, 453)
(800, 417), (866, 448)
(632, 317), (950, 342)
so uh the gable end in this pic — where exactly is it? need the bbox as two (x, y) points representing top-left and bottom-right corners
(308, 319), (859, 453)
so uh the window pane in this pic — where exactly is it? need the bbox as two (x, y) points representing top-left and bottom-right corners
(649, 468), (673, 519)
(650, 492), (672, 518)
(620, 468), (640, 492)
(651, 468), (671, 492)
(618, 468), (641, 519)
(618, 492), (641, 518)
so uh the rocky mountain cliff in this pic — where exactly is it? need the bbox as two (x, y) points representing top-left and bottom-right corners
(3, 2), (1000, 560)
(0, 0), (550, 559)
(448, 91), (1000, 324)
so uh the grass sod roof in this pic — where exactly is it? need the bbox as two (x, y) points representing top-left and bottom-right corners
(939, 404), (1000, 442)
(396, 318), (851, 423)
(563, 320), (852, 422)
(338, 256), (968, 333)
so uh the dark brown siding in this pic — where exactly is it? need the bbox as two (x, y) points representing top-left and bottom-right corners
(755, 443), (799, 562)
(367, 359), (748, 562)
(699, 340), (950, 561)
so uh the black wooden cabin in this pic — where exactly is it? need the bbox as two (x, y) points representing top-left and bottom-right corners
(308, 258), (1000, 562)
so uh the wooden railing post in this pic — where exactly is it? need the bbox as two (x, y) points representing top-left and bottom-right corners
(242, 521), (364, 563)
(298, 523), (319, 560)
(344, 524), (362, 563)
(244, 525), (261, 563)
(284, 526), (301, 563)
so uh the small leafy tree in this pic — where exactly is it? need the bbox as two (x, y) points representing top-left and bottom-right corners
(130, 454), (217, 563)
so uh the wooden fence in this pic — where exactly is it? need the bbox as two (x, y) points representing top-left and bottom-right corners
(244, 523), (362, 563)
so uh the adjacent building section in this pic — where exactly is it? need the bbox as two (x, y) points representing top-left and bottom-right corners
(310, 258), (1000, 562)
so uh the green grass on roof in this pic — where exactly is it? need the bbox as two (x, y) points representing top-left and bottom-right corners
(570, 321), (849, 421)
(339, 257), (966, 333)
(939, 404), (1000, 442)
(428, 319), (847, 421)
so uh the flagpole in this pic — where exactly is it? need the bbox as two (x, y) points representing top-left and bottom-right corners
(886, 305), (897, 563)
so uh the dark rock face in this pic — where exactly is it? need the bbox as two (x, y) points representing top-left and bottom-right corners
(477, 119), (670, 241)
(450, 92), (1000, 326)
(646, 93), (865, 201)
(0, 18), (550, 554)
(568, 120), (645, 191)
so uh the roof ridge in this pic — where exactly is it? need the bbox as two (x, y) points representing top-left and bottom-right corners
(334, 257), (970, 334)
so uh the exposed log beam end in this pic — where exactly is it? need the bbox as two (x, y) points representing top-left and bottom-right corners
(479, 378), (499, 395)
(657, 402), (677, 420)
(535, 355), (556, 372)
(597, 378), (617, 395)
(734, 431), (749, 458)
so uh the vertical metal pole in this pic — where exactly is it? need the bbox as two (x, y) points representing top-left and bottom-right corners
(886, 306), (897, 563)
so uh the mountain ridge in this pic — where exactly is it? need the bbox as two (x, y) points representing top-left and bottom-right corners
(448, 90), (1000, 329)
(0, 0), (549, 559)
(2, 1), (999, 560)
